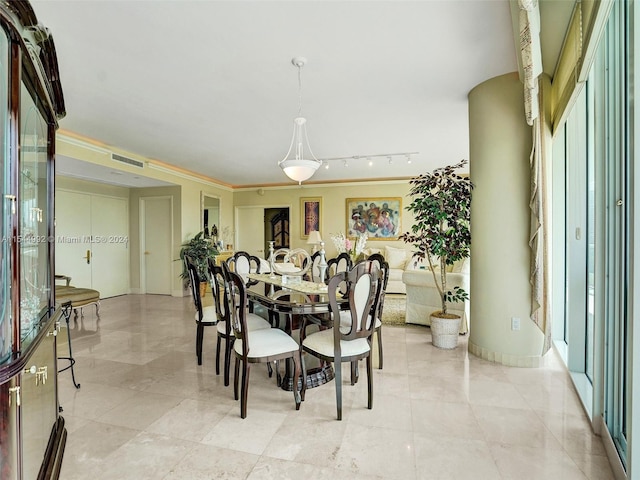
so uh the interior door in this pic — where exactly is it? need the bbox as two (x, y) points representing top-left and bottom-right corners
(235, 206), (266, 257)
(55, 190), (92, 287)
(141, 196), (172, 295)
(90, 196), (129, 298)
(55, 190), (130, 297)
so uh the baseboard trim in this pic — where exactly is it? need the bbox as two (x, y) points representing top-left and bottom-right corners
(595, 416), (627, 480)
(129, 288), (142, 294)
(172, 289), (187, 297)
(468, 340), (543, 367)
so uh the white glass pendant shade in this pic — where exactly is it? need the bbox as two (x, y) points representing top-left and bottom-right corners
(279, 116), (321, 184)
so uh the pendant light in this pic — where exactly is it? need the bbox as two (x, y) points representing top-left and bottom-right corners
(278, 57), (321, 184)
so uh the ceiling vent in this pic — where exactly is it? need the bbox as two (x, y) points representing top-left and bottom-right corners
(111, 153), (144, 168)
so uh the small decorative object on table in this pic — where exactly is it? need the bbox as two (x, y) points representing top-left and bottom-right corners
(330, 231), (368, 263)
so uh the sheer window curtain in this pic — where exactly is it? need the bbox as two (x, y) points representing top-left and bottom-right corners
(519, 0), (551, 353)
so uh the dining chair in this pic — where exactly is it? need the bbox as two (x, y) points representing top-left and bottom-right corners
(225, 269), (302, 418)
(326, 252), (352, 296)
(305, 251), (327, 283)
(186, 261), (218, 366)
(299, 261), (381, 420)
(209, 258), (271, 386)
(364, 253), (389, 369)
(226, 251), (262, 311)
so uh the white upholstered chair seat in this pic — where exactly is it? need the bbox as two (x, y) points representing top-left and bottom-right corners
(234, 328), (299, 358)
(197, 305), (217, 323)
(217, 314), (270, 335)
(302, 328), (371, 358)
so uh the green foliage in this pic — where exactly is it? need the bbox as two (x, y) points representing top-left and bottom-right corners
(179, 231), (219, 281)
(400, 159), (473, 315)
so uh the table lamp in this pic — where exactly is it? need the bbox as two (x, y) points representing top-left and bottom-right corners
(306, 230), (322, 253)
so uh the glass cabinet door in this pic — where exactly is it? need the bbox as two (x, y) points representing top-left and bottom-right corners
(0, 27), (10, 363)
(19, 81), (49, 340)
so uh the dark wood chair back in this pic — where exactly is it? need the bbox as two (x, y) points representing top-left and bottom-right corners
(328, 261), (380, 342)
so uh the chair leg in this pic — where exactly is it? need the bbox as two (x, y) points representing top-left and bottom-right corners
(215, 335), (222, 376)
(234, 357), (240, 400)
(292, 353), (301, 410)
(300, 351), (307, 402)
(196, 323), (204, 365)
(350, 361), (359, 385)
(240, 362), (250, 419)
(377, 327), (384, 369)
(224, 337), (233, 387)
(366, 355), (373, 410)
(335, 360), (343, 421)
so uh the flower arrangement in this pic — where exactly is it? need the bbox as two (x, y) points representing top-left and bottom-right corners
(330, 232), (368, 260)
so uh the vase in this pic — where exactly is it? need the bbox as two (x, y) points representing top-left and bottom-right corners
(430, 312), (461, 349)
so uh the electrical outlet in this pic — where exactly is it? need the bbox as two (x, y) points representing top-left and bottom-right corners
(511, 317), (520, 331)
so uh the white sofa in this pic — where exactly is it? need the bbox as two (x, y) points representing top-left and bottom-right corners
(362, 246), (424, 294)
(401, 258), (470, 333)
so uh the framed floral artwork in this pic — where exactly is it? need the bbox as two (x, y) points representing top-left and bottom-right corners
(346, 197), (402, 240)
(300, 197), (322, 239)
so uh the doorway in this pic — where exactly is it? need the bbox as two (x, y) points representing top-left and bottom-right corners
(55, 190), (130, 298)
(235, 205), (289, 258)
(140, 196), (173, 295)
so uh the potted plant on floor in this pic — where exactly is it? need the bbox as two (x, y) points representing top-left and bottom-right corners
(179, 231), (219, 296)
(400, 159), (473, 349)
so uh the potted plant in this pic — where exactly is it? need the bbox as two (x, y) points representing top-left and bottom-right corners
(179, 231), (219, 296)
(400, 159), (473, 349)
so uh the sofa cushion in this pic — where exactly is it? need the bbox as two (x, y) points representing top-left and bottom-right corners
(388, 268), (404, 284)
(363, 247), (383, 258)
(385, 246), (408, 269)
(451, 258), (470, 274)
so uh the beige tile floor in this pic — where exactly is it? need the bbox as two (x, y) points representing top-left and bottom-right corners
(56, 295), (615, 480)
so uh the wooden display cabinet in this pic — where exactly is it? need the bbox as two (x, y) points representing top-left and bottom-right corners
(0, 1), (67, 478)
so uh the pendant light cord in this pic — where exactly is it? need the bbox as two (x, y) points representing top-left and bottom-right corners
(297, 64), (303, 117)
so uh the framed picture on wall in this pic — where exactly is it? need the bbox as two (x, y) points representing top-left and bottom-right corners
(300, 197), (322, 239)
(346, 197), (402, 240)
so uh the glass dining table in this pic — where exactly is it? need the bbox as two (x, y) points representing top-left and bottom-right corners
(245, 273), (338, 391)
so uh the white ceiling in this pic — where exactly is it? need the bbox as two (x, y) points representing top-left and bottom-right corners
(29, 1), (570, 188)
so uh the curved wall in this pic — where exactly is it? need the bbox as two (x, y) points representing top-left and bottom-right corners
(468, 72), (544, 366)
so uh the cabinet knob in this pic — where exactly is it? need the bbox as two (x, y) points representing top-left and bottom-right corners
(36, 366), (48, 386)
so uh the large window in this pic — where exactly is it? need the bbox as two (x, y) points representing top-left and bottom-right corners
(553, 0), (630, 468)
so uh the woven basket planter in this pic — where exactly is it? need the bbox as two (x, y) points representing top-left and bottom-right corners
(430, 313), (461, 349)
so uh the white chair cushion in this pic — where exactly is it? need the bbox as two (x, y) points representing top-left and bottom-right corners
(247, 313), (272, 330)
(234, 328), (299, 358)
(196, 305), (217, 323)
(216, 315), (271, 335)
(216, 321), (228, 335)
(302, 328), (371, 358)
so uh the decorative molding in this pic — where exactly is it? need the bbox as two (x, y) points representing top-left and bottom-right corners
(147, 162), (234, 191)
(234, 177), (411, 193)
